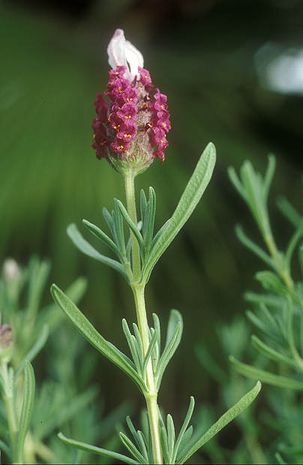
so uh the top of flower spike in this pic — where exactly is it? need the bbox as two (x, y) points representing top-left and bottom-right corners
(107, 29), (144, 81)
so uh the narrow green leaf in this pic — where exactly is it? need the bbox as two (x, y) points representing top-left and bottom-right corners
(152, 313), (161, 367)
(17, 362), (35, 461)
(119, 432), (147, 464)
(156, 310), (183, 389)
(251, 335), (297, 368)
(65, 277), (87, 303)
(140, 189), (147, 225)
(286, 227), (303, 268)
(176, 426), (193, 460)
(277, 196), (302, 228)
(51, 285), (145, 392)
(58, 433), (138, 465)
(126, 417), (141, 449)
(115, 199), (144, 250)
(125, 418), (149, 462)
(173, 397), (195, 462)
(113, 201), (127, 257)
(27, 259), (50, 320)
(179, 382), (261, 464)
(82, 219), (120, 257)
(142, 329), (158, 375)
(236, 225), (273, 268)
(227, 166), (247, 201)
(167, 414), (176, 463)
(230, 356), (303, 390)
(122, 319), (143, 375)
(152, 219), (171, 246)
(102, 207), (115, 234)
(144, 187), (157, 253)
(142, 143), (216, 282)
(159, 427), (168, 464)
(18, 326), (49, 373)
(263, 155), (276, 200)
(256, 271), (286, 295)
(67, 224), (127, 279)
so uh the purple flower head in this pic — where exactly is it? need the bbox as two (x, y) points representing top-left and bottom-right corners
(92, 29), (171, 174)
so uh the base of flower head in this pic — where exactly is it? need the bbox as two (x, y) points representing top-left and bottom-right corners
(108, 149), (154, 177)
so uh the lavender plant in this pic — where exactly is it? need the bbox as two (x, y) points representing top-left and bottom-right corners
(51, 29), (261, 464)
(0, 257), (83, 463)
(229, 157), (303, 463)
(0, 258), (127, 464)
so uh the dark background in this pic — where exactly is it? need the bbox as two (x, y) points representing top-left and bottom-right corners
(1, 0), (303, 442)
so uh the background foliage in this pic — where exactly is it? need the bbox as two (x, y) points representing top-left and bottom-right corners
(1, 0), (303, 462)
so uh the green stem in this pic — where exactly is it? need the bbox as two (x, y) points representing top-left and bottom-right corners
(264, 232), (294, 291)
(124, 170), (141, 282)
(1, 361), (19, 463)
(264, 232), (303, 366)
(124, 171), (163, 465)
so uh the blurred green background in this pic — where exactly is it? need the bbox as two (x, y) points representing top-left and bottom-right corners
(1, 0), (303, 449)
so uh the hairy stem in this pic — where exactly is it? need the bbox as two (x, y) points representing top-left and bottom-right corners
(124, 171), (163, 464)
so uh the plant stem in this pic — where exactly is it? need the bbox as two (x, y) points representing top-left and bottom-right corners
(264, 232), (294, 291)
(1, 361), (19, 463)
(124, 170), (141, 282)
(124, 171), (163, 465)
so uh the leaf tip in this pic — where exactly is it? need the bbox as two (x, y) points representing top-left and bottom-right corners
(255, 380), (262, 393)
(58, 432), (66, 442)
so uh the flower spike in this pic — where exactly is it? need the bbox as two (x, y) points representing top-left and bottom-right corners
(92, 29), (171, 175)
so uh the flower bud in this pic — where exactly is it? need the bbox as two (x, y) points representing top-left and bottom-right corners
(0, 324), (12, 349)
(3, 259), (20, 282)
(92, 29), (171, 175)
(0, 324), (13, 362)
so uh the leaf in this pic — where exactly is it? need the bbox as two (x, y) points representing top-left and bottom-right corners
(82, 219), (120, 257)
(277, 196), (302, 228)
(18, 325), (49, 373)
(142, 143), (216, 282)
(142, 329), (158, 375)
(144, 188), (157, 253)
(58, 433), (138, 465)
(286, 227), (303, 268)
(251, 335), (297, 368)
(235, 225), (273, 268)
(256, 271), (286, 295)
(167, 414), (176, 463)
(112, 201), (127, 257)
(67, 224), (128, 280)
(65, 277), (87, 303)
(16, 362), (35, 461)
(174, 397), (195, 462)
(228, 166), (246, 201)
(156, 310), (183, 389)
(160, 425), (170, 465)
(230, 357), (303, 390)
(115, 199), (144, 250)
(122, 319), (143, 375)
(263, 155), (276, 201)
(178, 382), (261, 464)
(51, 285), (145, 392)
(119, 432), (147, 464)
(27, 259), (50, 320)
